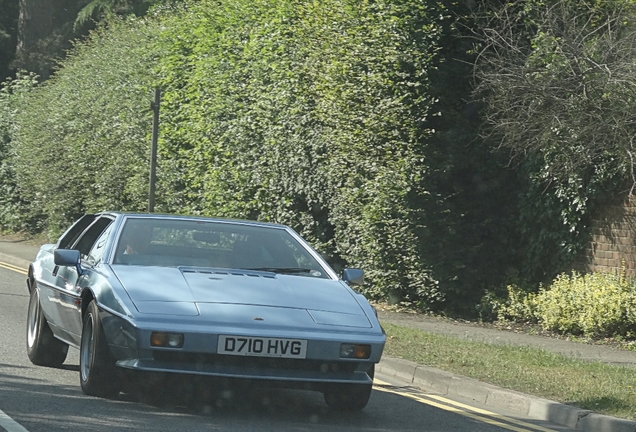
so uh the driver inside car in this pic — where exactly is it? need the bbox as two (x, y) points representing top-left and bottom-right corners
(122, 225), (153, 255)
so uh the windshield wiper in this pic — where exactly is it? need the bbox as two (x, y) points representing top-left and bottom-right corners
(246, 267), (313, 274)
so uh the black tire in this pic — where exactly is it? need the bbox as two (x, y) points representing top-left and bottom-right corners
(26, 287), (69, 367)
(324, 364), (374, 411)
(79, 300), (119, 398)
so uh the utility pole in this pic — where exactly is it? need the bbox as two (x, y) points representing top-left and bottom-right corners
(149, 88), (160, 213)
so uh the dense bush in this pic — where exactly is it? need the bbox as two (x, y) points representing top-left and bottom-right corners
(499, 271), (636, 338)
(149, 0), (446, 305)
(0, 73), (38, 231)
(475, 0), (635, 284)
(13, 18), (158, 238)
(412, 0), (528, 315)
(9, 0), (450, 307)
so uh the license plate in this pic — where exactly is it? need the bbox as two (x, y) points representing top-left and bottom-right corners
(217, 335), (307, 359)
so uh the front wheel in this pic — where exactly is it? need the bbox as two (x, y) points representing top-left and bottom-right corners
(26, 287), (68, 367)
(79, 300), (119, 398)
(323, 365), (374, 411)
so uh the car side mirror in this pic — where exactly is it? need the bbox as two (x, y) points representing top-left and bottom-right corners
(54, 249), (82, 275)
(342, 268), (364, 286)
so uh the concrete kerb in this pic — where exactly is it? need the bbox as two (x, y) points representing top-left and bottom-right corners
(578, 414), (636, 432)
(377, 356), (636, 432)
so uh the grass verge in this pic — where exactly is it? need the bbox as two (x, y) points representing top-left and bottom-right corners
(383, 322), (636, 420)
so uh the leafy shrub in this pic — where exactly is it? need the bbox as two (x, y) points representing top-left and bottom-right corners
(13, 17), (158, 239)
(152, 0), (444, 305)
(535, 271), (636, 337)
(500, 270), (636, 338)
(497, 284), (538, 324)
(10, 0), (447, 306)
(0, 72), (39, 232)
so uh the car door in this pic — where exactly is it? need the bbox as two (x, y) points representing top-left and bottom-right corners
(37, 214), (98, 339)
(51, 216), (114, 346)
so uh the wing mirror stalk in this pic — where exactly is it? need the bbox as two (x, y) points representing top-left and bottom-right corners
(54, 249), (83, 276)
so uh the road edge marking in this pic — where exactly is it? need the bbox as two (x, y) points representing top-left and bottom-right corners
(424, 394), (558, 432)
(0, 262), (30, 432)
(374, 385), (537, 432)
(0, 262), (27, 275)
(0, 408), (29, 432)
(374, 378), (558, 432)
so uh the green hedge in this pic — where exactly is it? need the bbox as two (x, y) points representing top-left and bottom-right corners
(13, 18), (158, 238)
(9, 0), (447, 306)
(153, 0), (444, 304)
(0, 73), (38, 231)
(9, 0), (616, 315)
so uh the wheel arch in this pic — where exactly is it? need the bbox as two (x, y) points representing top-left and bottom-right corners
(80, 288), (96, 319)
(27, 265), (35, 294)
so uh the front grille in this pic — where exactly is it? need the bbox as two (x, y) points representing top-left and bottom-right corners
(152, 351), (358, 373)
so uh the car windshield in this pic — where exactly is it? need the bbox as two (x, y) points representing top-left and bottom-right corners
(112, 218), (329, 278)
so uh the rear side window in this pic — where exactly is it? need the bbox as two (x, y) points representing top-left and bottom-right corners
(73, 217), (114, 259)
(57, 214), (97, 249)
(86, 223), (114, 266)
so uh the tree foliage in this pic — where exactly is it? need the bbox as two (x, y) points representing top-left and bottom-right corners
(474, 0), (633, 283)
(13, 17), (157, 237)
(0, 72), (38, 231)
(0, 0), (19, 82)
(477, 0), (636, 181)
(75, 0), (161, 29)
(13, 0), (91, 80)
(7, 0), (160, 81)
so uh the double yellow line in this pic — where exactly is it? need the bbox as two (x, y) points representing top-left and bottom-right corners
(0, 261), (27, 275)
(373, 378), (558, 432)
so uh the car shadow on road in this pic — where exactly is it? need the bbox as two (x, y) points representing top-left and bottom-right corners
(58, 364), (80, 372)
(0, 367), (509, 432)
(118, 372), (343, 416)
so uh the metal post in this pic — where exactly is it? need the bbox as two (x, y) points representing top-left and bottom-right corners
(149, 88), (160, 213)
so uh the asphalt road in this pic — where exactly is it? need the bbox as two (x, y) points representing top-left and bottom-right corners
(0, 265), (573, 432)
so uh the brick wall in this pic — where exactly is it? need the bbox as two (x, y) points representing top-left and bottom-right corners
(572, 194), (636, 275)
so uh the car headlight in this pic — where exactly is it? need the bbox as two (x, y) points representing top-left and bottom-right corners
(150, 332), (184, 348)
(340, 343), (371, 359)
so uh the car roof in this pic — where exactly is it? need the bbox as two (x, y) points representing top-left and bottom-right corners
(97, 211), (290, 230)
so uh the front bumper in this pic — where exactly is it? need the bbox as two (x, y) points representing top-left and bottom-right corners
(116, 356), (374, 386)
(102, 308), (383, 387)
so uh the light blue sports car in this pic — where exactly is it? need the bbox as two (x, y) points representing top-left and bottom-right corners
(26, 212), (385, 410)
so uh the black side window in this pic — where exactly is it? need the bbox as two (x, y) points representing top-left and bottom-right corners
(86, 224), (114, 266)
(57, 215), (97, 249)
(74, 217), (114, 259)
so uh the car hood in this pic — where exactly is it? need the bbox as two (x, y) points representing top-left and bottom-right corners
(112, 266), (370, 324)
